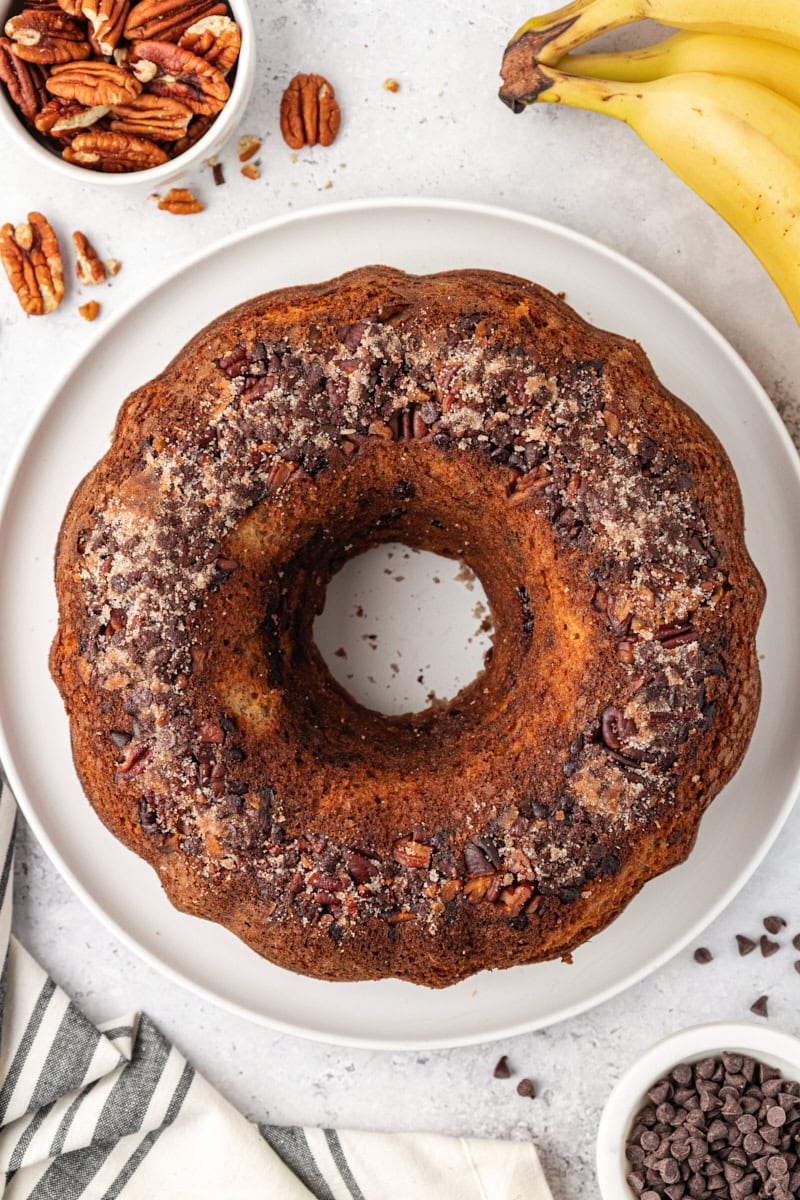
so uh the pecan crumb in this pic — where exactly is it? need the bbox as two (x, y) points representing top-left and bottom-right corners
(240, 162), (259, 180)
(106, 257), (121, 275)
(237, 134), (260, 162)
(157, 187), (204, 214)
(79, 299), (100, 321)
(382, 78), (399, 92)
(72, 230), (106, 284)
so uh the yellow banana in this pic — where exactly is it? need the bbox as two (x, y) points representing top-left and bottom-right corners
(500, 0), (800, 99)
(561, 32), (800, 109)
(501, 66), (800, 322)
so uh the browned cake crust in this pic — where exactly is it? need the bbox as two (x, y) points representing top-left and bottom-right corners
(50, 266), (765, 988)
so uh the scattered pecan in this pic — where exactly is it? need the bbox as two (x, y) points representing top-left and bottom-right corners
(0, 212), (64, 315)
(47, 59), (141, 105)
(130, 38), (228, 114)
(382, 77), (399, 92)
(156, 185), (202, 212)
(72, 230), (106, 283)
(237, 132), (258, 161)
(280, 72), (340, 150)
(0, 36), (48, 118)
(78, 298), (99, 319)
(392, 838), (432, 870)
(63, 128), (167, 169)
(178, 13), (238, 72)
(240, 161), (258, 180)
(125, 0), (225, 43)
(81, 0), (129, 55)
(4, 8), (90, 63)
(110, 90), (191, 139)
(34, 95), (109, 134)
(106, 256), (121, 274)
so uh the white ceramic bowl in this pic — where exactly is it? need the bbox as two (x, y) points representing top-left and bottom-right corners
(0, 0), (255, 187)
(597, 1021), (800, 1199)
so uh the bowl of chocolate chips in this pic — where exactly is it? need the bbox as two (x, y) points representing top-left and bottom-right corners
(597, 1022), (800, 1200)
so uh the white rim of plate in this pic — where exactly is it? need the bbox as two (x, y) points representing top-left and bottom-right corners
(1, 197), (799, 1049)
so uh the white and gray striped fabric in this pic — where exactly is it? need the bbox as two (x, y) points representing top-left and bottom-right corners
(0, 783), (553, 1199)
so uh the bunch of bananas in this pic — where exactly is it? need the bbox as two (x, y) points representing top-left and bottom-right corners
(499, 0), (800, 323)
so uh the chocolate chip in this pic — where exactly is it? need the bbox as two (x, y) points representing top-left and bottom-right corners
(736, 934), (757, 956)
(765, 916), (787, 935)
(516, 1077), (535, 1098)
(493, 1055), (511, 1079)
(751, 995), (770, 1018)
(761, 935), (781, 957)
(694, 947), (713, 964)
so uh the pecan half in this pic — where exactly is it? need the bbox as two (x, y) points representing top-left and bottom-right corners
(0, 212), (64, 315)
(169, 108), (211, 153)
(5, 8), (90, 64)
(125, 0), (225, 43)
(280, 72), (340, 150)
(178, 14), (239, 72)
(47, 59), (141, 105)
(0, 36), (48, 119)
(156, 185), (202, 212)
(34, 95), (109, 134)
(82, 0), (129, 55)
(63, 129), (166, 169)
(110, 90), (191, 139)
(130, 38), (227, 113)
(73, 230), (106, 283)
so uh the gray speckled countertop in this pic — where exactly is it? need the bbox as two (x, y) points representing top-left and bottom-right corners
(2, 3), (800, 1196)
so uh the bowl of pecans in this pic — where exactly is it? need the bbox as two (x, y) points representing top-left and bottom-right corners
(0, 0), (255, 184)
(597, 1021), (800, 1200)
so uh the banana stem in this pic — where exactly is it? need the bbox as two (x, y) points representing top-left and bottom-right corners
(500, 0), (645, 108)
(502, 61), (641, 123)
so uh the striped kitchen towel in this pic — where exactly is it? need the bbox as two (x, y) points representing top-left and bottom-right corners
(0, 783), (553, 1199)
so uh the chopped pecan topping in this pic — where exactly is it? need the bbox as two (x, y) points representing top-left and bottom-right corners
(0, 36), (48, 118)
(125, 0), (226, 43)
(0, 212), (64, 315)
(34, 95), (109, 134)
(392, 838), (432, 870)
(156, 185), (203, 213)
(280, 72), (340, 150)
(130, 38), (228, 114)
(47, 59), (141, 105)
(4, 7), (90, 63)
(81, 0), (129, 56)
(78, 298), (99, 320)
(110, 90), (191, 139)
(63, 128), (167, 169)
(72, 230), (106, 283)
(178, 13), (238, 72)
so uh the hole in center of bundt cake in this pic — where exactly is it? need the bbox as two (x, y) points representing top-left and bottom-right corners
(312, 542), (494, 716)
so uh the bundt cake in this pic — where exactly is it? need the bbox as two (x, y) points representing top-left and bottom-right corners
(50, 266), (764, 988)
